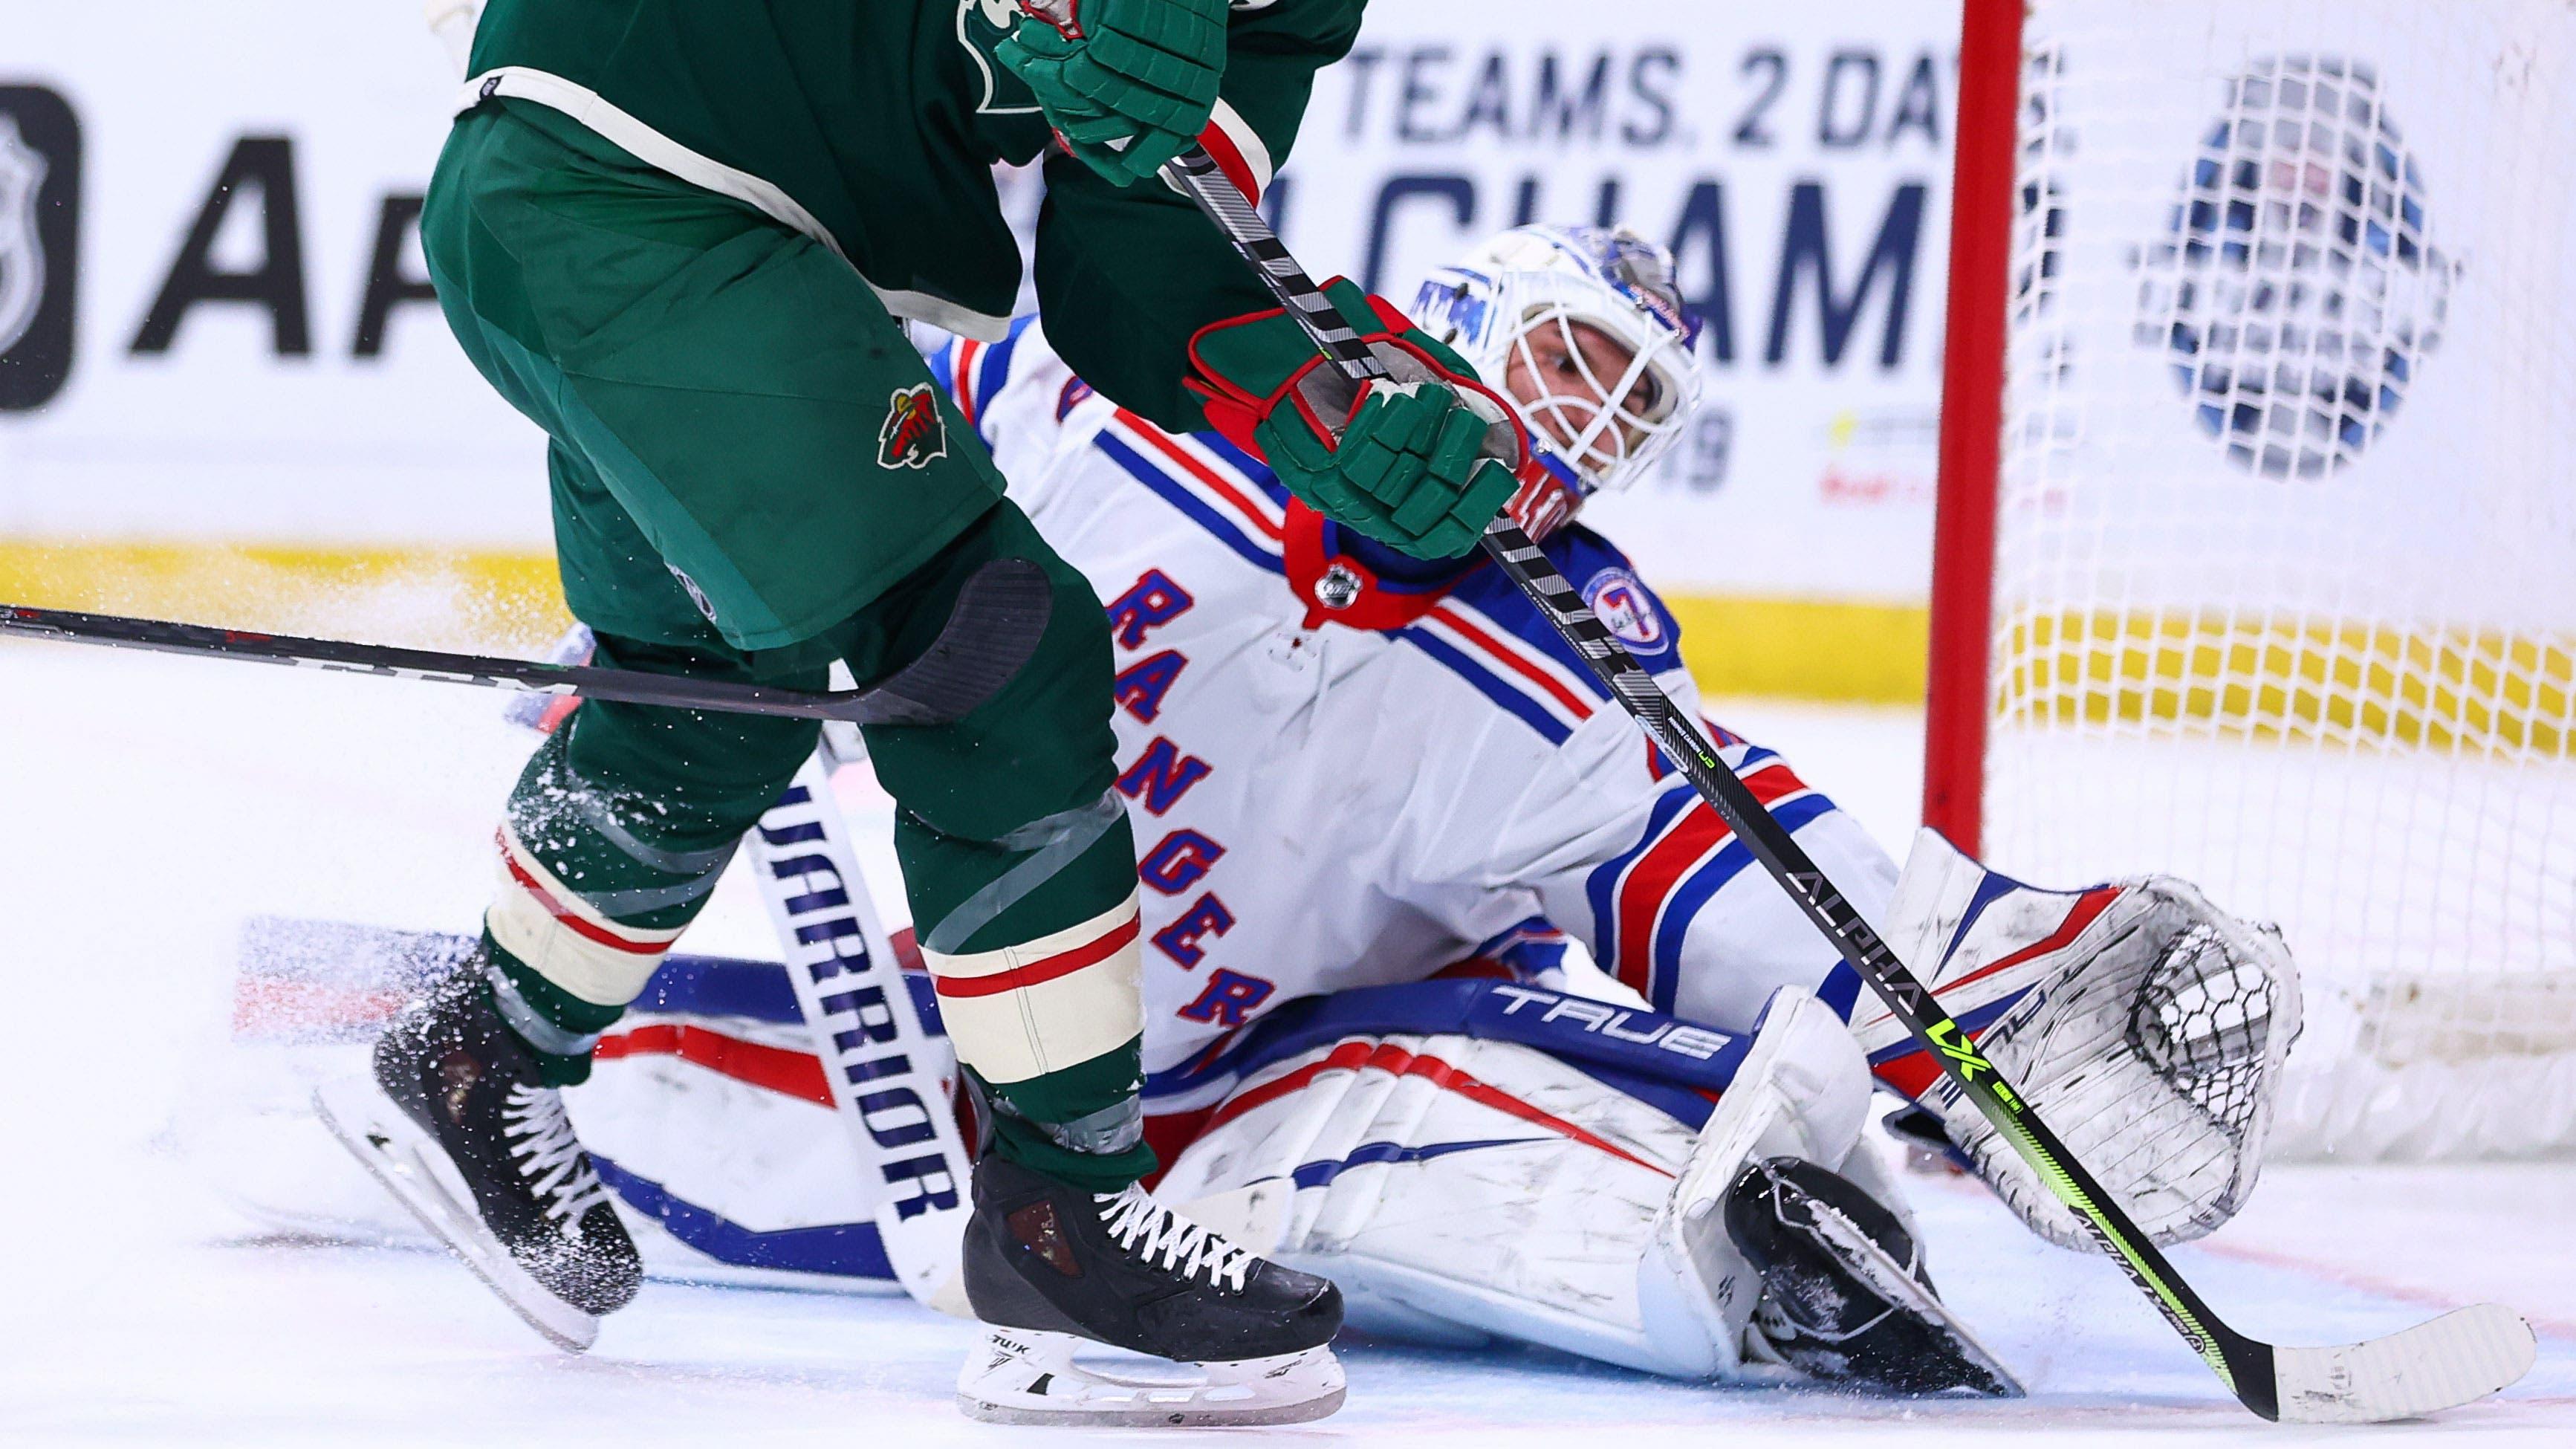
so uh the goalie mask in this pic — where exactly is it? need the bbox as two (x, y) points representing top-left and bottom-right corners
(1412, 226), (1705, 537)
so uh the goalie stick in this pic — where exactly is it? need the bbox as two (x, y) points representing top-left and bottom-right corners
(740, 756), (974, 1315)
(1158, 141), (2536, 1423)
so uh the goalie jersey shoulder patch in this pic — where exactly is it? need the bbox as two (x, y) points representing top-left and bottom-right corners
(1581, 566), (1671, 658)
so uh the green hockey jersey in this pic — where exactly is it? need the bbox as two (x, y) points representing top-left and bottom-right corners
(458, 0), (1364, 429)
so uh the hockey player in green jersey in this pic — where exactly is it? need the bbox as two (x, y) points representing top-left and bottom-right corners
(317, 0), (1527, 1426)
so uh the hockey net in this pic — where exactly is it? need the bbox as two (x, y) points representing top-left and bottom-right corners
(1927, 0), (2576, 1160)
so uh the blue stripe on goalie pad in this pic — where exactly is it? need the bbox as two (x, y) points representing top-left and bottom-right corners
(592, 1155), (892, 1280)
(631, 954), (944, 1036)
(628, 956), (805, 1025)
(1292, 1137), (1541, 1189)
(1148, 978), (1757, 1131)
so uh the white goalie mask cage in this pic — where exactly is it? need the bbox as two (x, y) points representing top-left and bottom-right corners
(1412, 225), (1707, 502)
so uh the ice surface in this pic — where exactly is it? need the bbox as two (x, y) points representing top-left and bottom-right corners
(1, 644), (2571, 1444)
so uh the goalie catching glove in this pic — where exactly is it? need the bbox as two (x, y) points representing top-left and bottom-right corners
(1188, 279), (1528, 560)
(999, 0), (1228, 187)
(1860, 831), (2304, 1250)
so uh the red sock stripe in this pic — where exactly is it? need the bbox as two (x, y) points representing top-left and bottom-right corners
(931, 915), (1141, 999)
(497, 831), (671, 957)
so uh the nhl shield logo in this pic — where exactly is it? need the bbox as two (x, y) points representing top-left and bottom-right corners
(1582, 567), (1671, 657)
(0, 115), (46, 358)
(877, 383), (949, 471)
(0, 87), (78, 413)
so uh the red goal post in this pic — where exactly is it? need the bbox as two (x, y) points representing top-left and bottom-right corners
(1924, 0), (2025, 859)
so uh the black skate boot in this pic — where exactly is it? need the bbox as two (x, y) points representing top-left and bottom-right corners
(1725, 1155), (2021, 1397)
(957, 1154), (1346, 1426)
(314, 964), (640, 1351)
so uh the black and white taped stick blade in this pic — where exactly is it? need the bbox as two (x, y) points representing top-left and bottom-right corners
(2270, 1304), (2535, 1424)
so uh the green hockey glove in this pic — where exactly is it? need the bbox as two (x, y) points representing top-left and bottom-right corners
(1187, 279), (1530, 560)
(999, 0), (1228, 187)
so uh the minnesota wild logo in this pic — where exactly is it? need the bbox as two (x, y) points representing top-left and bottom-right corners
(878, 383), (949, 470)
(956, 0), (1042, 115)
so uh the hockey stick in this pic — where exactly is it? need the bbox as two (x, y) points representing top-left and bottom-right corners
(475, 649), (975, 1310)
(742, 756), (975, 1315)
(0, 555), (1051, 727)
(1161, 143), (2534, 1423)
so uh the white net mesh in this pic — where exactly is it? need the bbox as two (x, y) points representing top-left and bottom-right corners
(1983, 0), (2576, 1159)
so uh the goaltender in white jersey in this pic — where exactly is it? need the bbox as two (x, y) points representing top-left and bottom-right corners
(218, 227), (2304, 1396)
(946, 290), (1889, 1138)
(895, 232), (2292, 1387)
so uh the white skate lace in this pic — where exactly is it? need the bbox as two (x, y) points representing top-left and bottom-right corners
(500, 1083), (614, 1236)
(1095, 1186), (1256, 1294)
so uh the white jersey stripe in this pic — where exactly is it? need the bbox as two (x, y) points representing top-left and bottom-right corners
(1430, 601), (1603, 716)
(1412, 609), (1592, 733)
(1106, 413), (1285, 546)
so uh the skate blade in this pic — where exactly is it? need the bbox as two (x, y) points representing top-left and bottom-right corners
(311, 1076), (600, 1354)
(956, 1328), (1346, 1427)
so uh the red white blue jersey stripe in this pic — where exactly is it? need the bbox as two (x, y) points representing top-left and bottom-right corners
(1094, 409), (1286, 572)
(1583, 749), (1859, 1017)
(935, 314), (1036, 447)
(1399, 597), (1603, 743)
(912, 318), (1900, 1091)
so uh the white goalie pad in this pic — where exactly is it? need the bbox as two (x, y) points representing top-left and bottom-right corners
(1155, 990), (1875, 1381)
(1862, 830), (2303, 1249)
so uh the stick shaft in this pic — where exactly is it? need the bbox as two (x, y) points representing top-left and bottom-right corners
(747, 759), (972, 1310)
(1162, 144), (2280, 1416)
(1, 603), (889, 724)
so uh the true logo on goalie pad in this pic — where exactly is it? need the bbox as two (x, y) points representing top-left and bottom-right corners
(1487, 984), (1736, 1063)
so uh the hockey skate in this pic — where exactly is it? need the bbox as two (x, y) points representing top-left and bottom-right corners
(956, 1154), (1346, 1426)
(1726, 1155), (2020, 1397)
(313, 965), (639, 1352)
